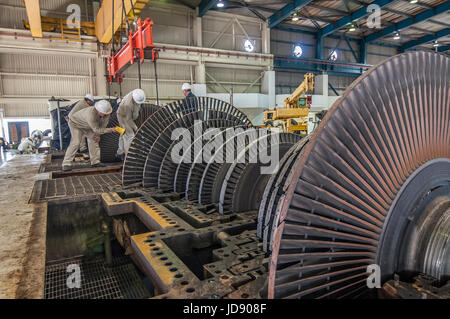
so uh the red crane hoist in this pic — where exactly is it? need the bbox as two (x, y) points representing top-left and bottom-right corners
(107, 18), (158, 84)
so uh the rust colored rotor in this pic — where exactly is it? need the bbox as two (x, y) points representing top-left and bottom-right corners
(266, 52), (450, 299)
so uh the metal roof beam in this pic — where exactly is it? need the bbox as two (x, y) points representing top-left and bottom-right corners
(438, 44), (449, 53)
(428, 19), (450, 28)
(320, 0), (397, 37)
(306, 4), (348, 16)
(397, 0), (432, 10)
(268, 0), (315, 28)
(400, 28), (450, 51)
(366, 2), (450, 43)
(273, 24), (318, 35)
(221, 1), (268, 21)
(198, 0), (217, 17)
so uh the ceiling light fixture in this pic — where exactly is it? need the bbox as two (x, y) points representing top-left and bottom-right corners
(244, 39), (255, 52)
(217, 0), (224, 8)
(330, 50), (338, 61)
(433, 40), (439, 47)
(349, 24), (356, 32)
(393, 32), (401, 40)
(292, 13), (299, 21)
(293, 45), (303, 57)
(409, 0), (418, 4)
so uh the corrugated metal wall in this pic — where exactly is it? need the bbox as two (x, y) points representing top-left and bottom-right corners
(202, 13), (263, 53)
(205, 67), (262, 94)
(202, 11), (265, 94)
(0, 53), (93, 117)
(110, 61), (192, 102)
(141, 2), (192, 46)
(271, 29), (316, 59)
(0, 0), (95, 117)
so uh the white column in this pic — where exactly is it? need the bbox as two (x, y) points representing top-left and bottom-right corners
(314, 73), (328, 96)
(0, 108), (5, 139)
(262, 22), (270, 54)
(193, 13), (206, 95)
(95, 57), (107, 96)
(262, 71), (275, 108)
(196, 62), (206, 84)
(194, 61), (207, 95)
(88, 58), (94, 94)
(193, 12), (202, 47)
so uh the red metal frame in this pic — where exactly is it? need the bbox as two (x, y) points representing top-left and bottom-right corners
(107, 18), (158, 83)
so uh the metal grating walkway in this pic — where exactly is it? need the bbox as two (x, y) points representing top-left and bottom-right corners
(45, 255), (150, 299)
(30, 173), (122, 202)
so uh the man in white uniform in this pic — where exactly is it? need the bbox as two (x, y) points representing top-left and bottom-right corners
(62, 100), (116, 171)
(68, 94), (95, 152)
(116, 89), (146, 159)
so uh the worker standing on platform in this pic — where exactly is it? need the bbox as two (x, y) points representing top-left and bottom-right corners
(68, 94), (95, 152)
(182, 83), (196, 99)
(116, 89), (146, 159)
(62, 100), (115, 171)
(181, 83), (197, 113)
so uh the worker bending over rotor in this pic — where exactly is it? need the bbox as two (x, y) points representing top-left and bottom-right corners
(62, 100), (116, 171)
(116, 88), (146, 159)
(68, 93), (95, 152)
(181, 83), (197, 113)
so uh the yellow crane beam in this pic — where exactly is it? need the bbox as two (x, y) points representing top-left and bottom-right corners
(284, 73), (314, 108)
(95, 0), (149, 44)
(24, 0), (42, 37)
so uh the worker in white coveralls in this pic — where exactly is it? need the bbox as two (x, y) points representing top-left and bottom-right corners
(62, 100), (116, 171)
(116, 89), (146, 160)
(68, 93), (95, 152)
(18, 137), (35, 154)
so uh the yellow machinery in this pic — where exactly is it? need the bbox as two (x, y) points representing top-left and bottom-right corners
(23, 16), (96, 41)
(22, 0), (149, 43)
(264, 73), (314, 135)
(23, 16), (132, 42)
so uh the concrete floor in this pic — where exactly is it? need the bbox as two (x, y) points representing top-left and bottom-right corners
(0, 151), (48, 298)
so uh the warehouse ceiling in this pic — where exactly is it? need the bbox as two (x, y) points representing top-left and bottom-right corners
(175, 0), (449, 53)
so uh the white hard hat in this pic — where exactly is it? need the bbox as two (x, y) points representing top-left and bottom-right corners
(132, 89), (146, 104)
(181, 83), (192, 91)
(84, 94), (94, 102)
(94, 100), (112, 114)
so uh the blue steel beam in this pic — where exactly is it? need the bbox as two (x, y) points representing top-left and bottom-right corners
(344, 35), (358, 62)
(274, 56), (372, 76)
(400, 28), (450, 51)
(198, 0), (217, 17)
(276, 67), (362, 77)
(438, 45), (449, 53)
(273, 25), (317, 36)
(320, 0), (397, 37)
(365, 2), (450, 43)
(329, 83), (340, 95)
(268, 0), (315, 28)
(360, 39), (367, 64)
(316, 35), (323, 59)
(274, 22), (400, 48)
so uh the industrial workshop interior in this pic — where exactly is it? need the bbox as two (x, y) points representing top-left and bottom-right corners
(0, 0), (448, 304)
